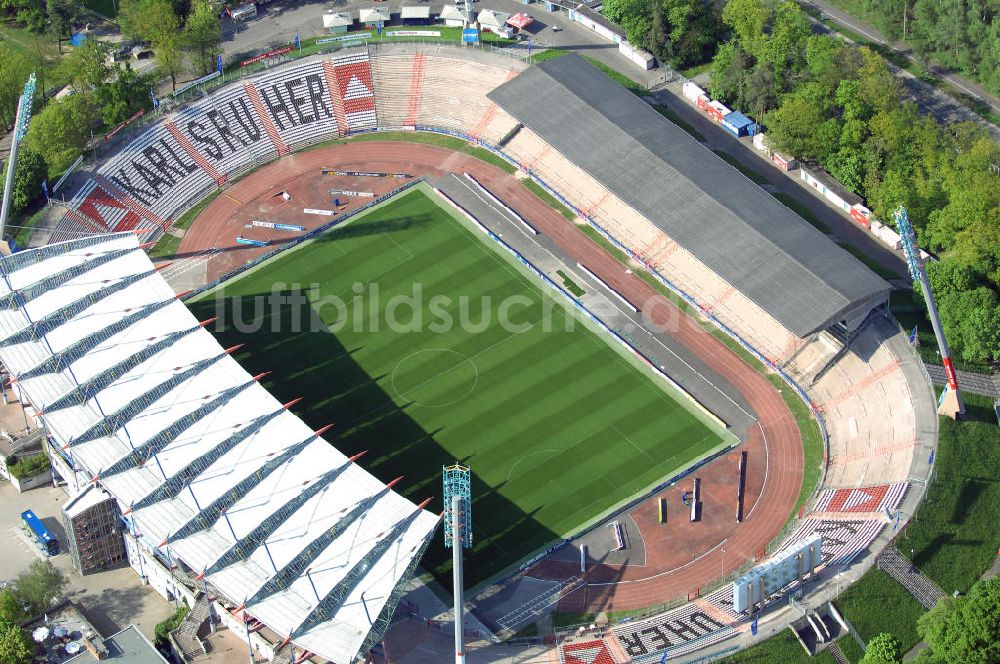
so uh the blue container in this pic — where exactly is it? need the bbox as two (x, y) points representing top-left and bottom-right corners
(721, 111), (756, 137)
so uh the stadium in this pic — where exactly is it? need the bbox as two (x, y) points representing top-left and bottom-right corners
(0, 42), (938, 664)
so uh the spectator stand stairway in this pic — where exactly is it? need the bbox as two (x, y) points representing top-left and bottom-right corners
(876, 545), (946, 609)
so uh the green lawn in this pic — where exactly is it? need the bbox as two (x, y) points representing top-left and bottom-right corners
(771, 192), (831, 234)
(834, 568), (925, 654)
(521, 179), (575, 220)
(712, 150), (771, 185)
(150, 190), (222, 258)
(902, 393), (1000, 593)
(720, 628), (837, 663)
(651, 103), (706, 142)
(836, 241), (901, 279)
(190, 186), (729, 587)
(523, 194), (825, 523)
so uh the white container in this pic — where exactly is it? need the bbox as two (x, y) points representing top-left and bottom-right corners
(618, 41), (655, 70)
(683, 81), (706, 103)
(752, 132), (768, 153)
(876, 226), (903, 250)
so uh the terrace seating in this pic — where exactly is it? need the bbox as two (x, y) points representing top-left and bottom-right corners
(370, 53), (415, 128)
(96, 120), (217, 224)
(785, 517), (886, 568)
(814, 325), (917, 488)
(560, 639), (616, 664)
(411, 53), (520, 141)
(172, 82), (281, 180)
(327, 51), (378, 131)
(505, 126), (804, 362)
(812, 483), (908, 515)
(612, 599), (735, 658)
(251, 60), (342, 150)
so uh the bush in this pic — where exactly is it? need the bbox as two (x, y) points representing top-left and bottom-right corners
(154, 605), (189, 649)
(8, 452), (50, 480)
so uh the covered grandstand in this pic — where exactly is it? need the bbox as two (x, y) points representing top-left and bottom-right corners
(0, 233), (439, 663)
(487, 54), (891, 338)
(21, 42), (936, 663)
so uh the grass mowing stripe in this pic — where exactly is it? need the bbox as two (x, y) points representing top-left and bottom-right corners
(192, 185), (724, 586)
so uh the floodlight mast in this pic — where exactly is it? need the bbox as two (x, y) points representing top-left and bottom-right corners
(894, 206), (964, 418)
(0, 73), (37, 250)
(443, 464), (472, 664)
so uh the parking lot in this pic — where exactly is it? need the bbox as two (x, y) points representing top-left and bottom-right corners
(0, 480), (174, 641)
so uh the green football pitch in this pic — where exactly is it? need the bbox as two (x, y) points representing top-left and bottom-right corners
(190, 185), (731, 586)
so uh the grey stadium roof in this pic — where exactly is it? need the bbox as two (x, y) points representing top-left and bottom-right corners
(488, 55), (891, 338)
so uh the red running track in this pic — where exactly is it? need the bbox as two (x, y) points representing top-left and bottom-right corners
(179, 141), (804, 613)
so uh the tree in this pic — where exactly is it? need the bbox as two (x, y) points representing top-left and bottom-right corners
(0, 43), (31, 130)
(0, 589), (29, 624)
(722, 0), (772, 53)
(0, 146), (48, 213)
(119, 0), (184, 89)
(95, 64), (151, 125)
(47, 0), (84, 53)
(708, 42), (747, 104)
(184, 0), (223, 76)
(917, 577), (1000, 663)
(59, 39), (112, 93)
(12, 560), (67, 615)
(860, 633), (903, 664)
(765, 81), (833, 159)
(24, 93), (96, 174)
(0, 621), (33, 664)
(602, 0), (651, 52)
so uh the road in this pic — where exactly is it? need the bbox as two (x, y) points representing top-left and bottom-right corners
(795, 0), (1000, 141)
(220, 0), (664, 88)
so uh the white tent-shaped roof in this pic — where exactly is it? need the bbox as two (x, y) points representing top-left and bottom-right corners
(438, 4), (467, 22)
(323, 11), (353, 28)
(359, 7), (390, 23)
(0, 233), (439, 664)
(476, 8), (510, 30)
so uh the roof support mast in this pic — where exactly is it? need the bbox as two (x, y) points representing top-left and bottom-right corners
(894, 206), (964, 418)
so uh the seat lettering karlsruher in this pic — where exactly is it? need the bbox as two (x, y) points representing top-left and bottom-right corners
(92, 68), (336, 221)
(186, 98), (262, 159)
(617, 610), (726, 656)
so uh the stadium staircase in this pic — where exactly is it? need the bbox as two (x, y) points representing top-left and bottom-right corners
(495, 576), (584, 634)
(321, 60), (350, 133)
(404, 52), (426, 126)
(876, 546), (946, 609)
(165, 123), (227, 187)
(171, 592), (210, 660)
(827, 641), (849, 664)
(242, 81), (290, 156)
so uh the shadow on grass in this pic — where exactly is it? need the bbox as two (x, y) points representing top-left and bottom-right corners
(187, 285), (560, 589)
